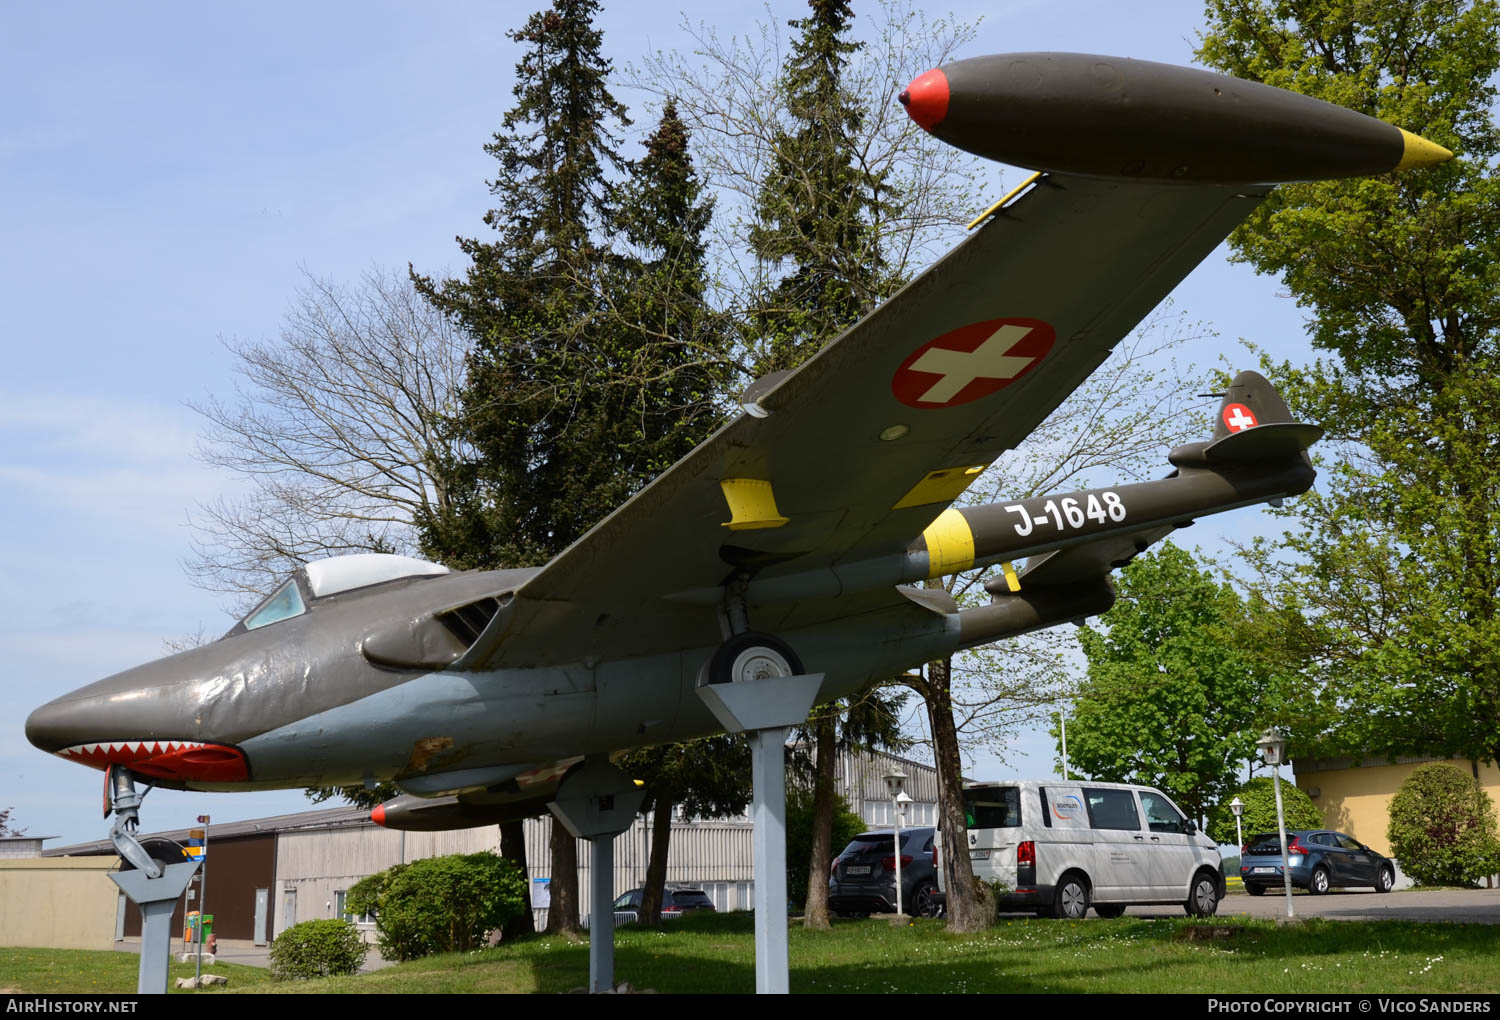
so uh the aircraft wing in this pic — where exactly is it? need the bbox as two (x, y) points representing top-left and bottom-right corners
(463, 173), (1267, 668)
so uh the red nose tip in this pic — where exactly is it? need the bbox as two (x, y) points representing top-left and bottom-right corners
(900, 68), (949, 132)
(371, 804), (386, 827)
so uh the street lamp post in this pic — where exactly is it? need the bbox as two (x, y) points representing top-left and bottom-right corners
(1229, 796), (1245, 852)
(883, 769), (909, 916)
(1256, 730), (1294, 919)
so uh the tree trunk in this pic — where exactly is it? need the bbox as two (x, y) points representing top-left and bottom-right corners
(640, 799), (674, 925)
(543, 822), (582, 935)
(923, 657), (995, 933)
(498, 820), (532, 940)
(802, 710), (838, 929)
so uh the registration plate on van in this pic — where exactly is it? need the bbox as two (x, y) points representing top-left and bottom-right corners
(969, 850), (990, 861)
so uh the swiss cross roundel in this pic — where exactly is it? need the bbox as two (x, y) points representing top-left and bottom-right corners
(1222, 402), (1259, 432)
(892, 317), (1055, 409)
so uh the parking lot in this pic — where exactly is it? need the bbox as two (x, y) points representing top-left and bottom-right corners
(1111, 887), (1500, 924)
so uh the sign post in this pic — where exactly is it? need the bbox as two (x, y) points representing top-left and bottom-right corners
(191, 817), (210, 983)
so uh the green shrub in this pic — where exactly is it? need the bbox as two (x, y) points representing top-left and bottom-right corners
(268, 919), (368, 980)
(355, 852), (528, 962)
(1206, 776), (1324, 846)
(1387, 764), (1500, 888)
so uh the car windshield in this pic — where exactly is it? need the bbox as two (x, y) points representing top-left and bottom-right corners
(243, 579), (307, 631)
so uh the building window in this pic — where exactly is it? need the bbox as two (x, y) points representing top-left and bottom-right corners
(335, 889), (373, 924)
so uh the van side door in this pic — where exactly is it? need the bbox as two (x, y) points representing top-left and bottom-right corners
(1082, 787), (1152, 901)
(1136, 789), (1198, 900)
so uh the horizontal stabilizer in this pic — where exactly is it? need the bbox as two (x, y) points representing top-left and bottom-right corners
(1202, 421), (1323, 463)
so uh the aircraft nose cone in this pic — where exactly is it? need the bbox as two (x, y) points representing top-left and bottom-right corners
(25, 695), (88, 754)
(900, 68), (949, 131)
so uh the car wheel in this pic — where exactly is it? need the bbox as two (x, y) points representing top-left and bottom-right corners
(1376, 866), (1394, 893)
(913, 883), (944, 918)
(1309, 866), (1330, 895)
(1184, 873), (1220, 917)
(1049, 874), (1090, 920)
(1093, 904), (1126, 918)
(1244, 883), (1266, 897)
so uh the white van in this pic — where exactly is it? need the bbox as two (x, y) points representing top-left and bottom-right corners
(936, 780), (1224, 919)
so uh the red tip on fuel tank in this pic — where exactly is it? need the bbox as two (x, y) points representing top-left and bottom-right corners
(899, 68), (949, 131)
(371, 804), (387, 827)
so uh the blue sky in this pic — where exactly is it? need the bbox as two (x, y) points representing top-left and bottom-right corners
(1, 1), (1316, 846)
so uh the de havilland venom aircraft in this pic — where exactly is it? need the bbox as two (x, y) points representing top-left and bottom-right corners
(28, 53), (1451, 836)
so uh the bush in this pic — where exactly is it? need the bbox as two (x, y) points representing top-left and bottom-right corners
(268, 919), (367, 980)
(355, 851), (528, 962)
(1206, 776), (1324, 846)
(1387, 764), (1500, 888)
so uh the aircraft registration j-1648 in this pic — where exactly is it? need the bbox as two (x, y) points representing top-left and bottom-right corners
(29, 53), (1451, 843)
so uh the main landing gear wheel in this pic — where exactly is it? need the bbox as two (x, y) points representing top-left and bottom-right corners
(703, 631), (804, 686)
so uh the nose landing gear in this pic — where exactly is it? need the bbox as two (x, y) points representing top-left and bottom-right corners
(104, 765), (201, 994)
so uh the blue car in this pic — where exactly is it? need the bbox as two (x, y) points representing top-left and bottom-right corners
(1240, 830), (1396, 895)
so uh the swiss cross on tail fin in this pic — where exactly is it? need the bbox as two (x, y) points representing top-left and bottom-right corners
(1210, 370), (1295, 442)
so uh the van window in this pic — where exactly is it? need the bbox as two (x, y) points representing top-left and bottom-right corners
(963, 787), (1021, 829)
(1139, 791), (1188, 834)
(1083, 788), (1141, 831)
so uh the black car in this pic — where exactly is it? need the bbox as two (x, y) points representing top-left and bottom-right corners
(828, 827), (944, 917)
(612, 887), (717, 921)
(1240, 830), (1396, 895)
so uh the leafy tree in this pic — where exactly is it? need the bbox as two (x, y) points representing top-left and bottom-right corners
(1205, 776), (1324, 847)
(268, 919), (367, 980)
(785, 783), (866, 910)
(346, 852), (527, 962)
(1387, 763), (1500, 887)
(795, 685), (911, 927)
(1064, 543), (1273, 823)
(188, 268), (468, 613)
(616, 735), (751, 926)
(1198, 0), (1500, 768)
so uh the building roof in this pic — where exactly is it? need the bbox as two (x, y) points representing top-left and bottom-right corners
(45, 805), (372, 857)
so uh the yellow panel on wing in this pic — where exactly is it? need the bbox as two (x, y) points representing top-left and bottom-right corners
(892, 463), (990, 510)
(720, 478), (790, 531)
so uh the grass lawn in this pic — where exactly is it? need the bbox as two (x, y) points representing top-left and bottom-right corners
(0, 947), (273, 995)
(6, 912), (1497, 994)
(250, 912), (1498, 994)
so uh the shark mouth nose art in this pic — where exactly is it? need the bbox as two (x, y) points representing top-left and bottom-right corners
(56, 740), (250, 783)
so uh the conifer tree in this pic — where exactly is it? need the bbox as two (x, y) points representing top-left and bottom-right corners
(415, 0), (632, 935)
(417, 4), (733, 936)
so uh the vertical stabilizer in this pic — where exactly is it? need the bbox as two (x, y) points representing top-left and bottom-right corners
(1212, 370), (1295, 441)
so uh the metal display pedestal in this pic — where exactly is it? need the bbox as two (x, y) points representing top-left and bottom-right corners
(550, 756), (646, 994)
(697, 672), (824, 995)
(110, 862), (202, 994)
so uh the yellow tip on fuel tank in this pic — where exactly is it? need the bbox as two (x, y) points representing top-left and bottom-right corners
(1395, 129), (1453, 170)
(923, 508), (975, 577)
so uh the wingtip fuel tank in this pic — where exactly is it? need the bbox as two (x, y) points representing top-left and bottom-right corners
(900, 52), (1453, 183)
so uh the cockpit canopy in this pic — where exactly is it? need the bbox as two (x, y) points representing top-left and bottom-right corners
(238, 554), (450, 632)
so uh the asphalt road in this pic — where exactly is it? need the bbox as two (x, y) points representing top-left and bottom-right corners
(1121, 887), (1500, 924)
